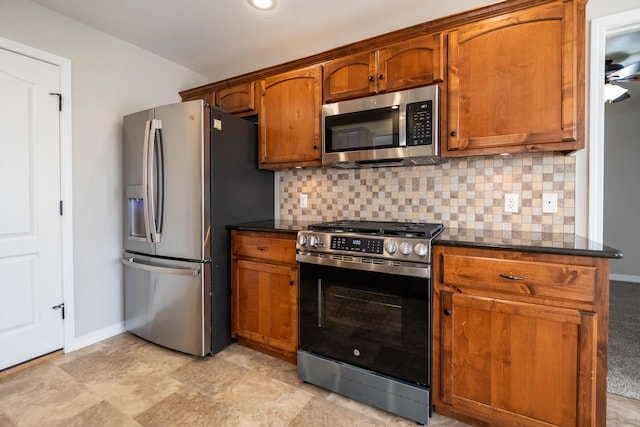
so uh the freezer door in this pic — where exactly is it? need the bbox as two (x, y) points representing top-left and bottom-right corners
(122, 253), (211, 356)
(153, 101), (209, 260)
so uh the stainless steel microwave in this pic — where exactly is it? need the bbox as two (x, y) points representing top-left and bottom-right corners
(322, 85), (444, 168)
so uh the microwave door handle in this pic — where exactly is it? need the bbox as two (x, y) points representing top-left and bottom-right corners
(146, 119), (163, 243)
(141, 120), (153, 244)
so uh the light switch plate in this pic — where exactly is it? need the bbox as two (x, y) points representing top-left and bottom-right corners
(300, 194), (308, 209)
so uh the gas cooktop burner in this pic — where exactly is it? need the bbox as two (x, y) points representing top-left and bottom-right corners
(309, 220), (443, 238)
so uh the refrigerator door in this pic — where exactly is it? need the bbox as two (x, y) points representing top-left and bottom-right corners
(123, 100), (208, 261)
(123, 108), (155, 255)
(153, 101), (209, 260)
(122, 252), (211, 356)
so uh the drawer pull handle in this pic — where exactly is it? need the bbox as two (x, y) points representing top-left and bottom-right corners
(257, 247), (268, 251)
(444, 309), (452, 316)
(500, 274), (524, 281)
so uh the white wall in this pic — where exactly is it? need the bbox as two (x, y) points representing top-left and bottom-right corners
(0, 0), (207, 345)
(604, 94), (640, 278)
(574, 0), (640, 239)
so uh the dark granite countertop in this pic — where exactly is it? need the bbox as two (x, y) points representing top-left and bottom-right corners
(226, 221), (624, 259)
(434, 228), (624, 259)
(226, 219), (313, 234)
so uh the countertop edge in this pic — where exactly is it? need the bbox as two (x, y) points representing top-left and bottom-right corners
(433, 238), (624, 259)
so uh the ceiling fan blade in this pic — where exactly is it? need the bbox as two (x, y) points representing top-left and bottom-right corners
(611, 92), (632, 103)
(608, 61), (640, 82)
(605, 59), (624, 74)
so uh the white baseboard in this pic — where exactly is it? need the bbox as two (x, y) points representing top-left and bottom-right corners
(64, 322), (126, 353)
(610, 273), (640, 284)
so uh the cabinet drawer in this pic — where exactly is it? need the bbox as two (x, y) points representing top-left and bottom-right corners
(233, 233), (296, 264)
(441, 254), (597, 303)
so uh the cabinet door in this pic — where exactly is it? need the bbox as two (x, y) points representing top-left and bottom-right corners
(446, 0), (583, 156)
(440, 292), (596, 427)
(259, 65), (322, 169)
(323, 51), (376, 103)
(215, 81), (258, 115)
(323, 33), (444, 103)
(232, 259), (298, 353)
(377, 33), (443, 93)
(181, 91), (214, 105)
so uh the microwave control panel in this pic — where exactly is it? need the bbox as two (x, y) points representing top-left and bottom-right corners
(406, 100), (433, 146)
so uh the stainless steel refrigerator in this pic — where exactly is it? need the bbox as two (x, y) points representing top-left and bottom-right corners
(122, 100), (273, 356)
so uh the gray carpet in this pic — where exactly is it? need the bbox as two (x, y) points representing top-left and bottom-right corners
(608, 280), (640, 400)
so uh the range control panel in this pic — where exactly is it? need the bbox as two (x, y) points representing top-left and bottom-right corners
(296, 231), (432, 263)
(330, 236), (384, 254)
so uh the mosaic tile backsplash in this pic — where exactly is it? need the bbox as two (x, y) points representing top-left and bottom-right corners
(279, 152), (575, 234)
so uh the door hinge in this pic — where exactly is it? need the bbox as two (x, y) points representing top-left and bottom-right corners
(59, 200), (64, 216)
(49, 92), (62, 111)
(52, 303), (65, 319)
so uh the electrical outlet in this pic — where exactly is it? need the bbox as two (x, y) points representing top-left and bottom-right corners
(504, 193), (518, 213)
(542, 193), (558, 213)
(300, 194), (308, 209)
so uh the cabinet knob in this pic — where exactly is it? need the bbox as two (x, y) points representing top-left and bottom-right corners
(378, 74), (384, 80)
(450, 131), (457, 137)
(289, 280), (295, 286)
(257, 247), (268, 251)
(444, 309), (452, 316)
(369, 76), (375, 82)
(313, 145), (319, 150)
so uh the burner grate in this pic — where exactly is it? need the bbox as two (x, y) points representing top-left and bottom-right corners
(309, 220), (443, 238)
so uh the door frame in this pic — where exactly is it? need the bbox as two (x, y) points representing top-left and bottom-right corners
(586, 8), (640, 243)
(0, 36), (76, 352)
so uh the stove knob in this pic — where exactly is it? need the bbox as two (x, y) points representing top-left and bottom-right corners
(399, 242), (412, 256)
(297, 234), (307, 246)
(308, 235), (319, 248)
(414, 242), (428, 257)
(384, 241), (398, 254)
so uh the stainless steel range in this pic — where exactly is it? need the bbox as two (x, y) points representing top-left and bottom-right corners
(296, 220), (443, 425)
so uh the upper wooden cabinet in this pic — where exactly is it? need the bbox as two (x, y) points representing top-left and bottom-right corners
(181, 82), (258, 117)
(323, 33), (444, 103)
(181, 90), (214, 105)
(215, 81), (258, 116)
(444, 0), (585, 156)
(259, 65), (322, 170)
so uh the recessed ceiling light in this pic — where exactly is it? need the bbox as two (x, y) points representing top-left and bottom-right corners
(248, 0), (276, 10)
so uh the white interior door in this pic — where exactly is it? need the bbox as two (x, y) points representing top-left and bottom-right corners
(0, 48), (63, 370)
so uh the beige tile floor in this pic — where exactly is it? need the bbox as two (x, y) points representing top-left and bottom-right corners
(0, 333), (638, 426)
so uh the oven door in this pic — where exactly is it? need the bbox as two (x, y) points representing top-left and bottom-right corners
(298, 261), (430, 387)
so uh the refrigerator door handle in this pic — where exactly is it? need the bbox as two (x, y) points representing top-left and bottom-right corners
(142, 120), (153, 244)
(121, 257), (200, 277)
(145, 118), (165, 243)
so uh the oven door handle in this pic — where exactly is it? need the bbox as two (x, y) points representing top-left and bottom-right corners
(296, 253), (430, 279)
(317, 278), (323, 328)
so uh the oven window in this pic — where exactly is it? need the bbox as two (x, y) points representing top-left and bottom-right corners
(299, 263), (430, 386)
(324, 106), (399, 152)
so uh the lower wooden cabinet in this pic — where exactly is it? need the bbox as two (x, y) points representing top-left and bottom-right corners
(231, 230), (298, 363)
(432, 245), (610, 427)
